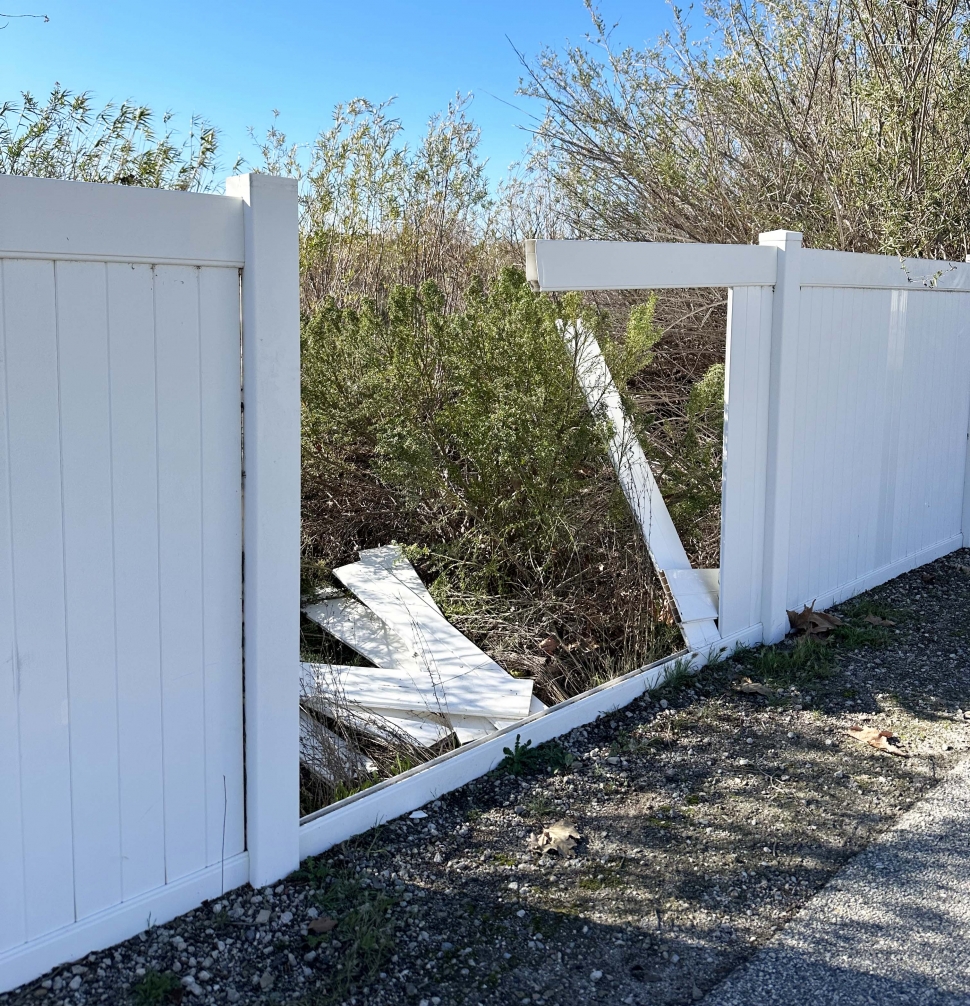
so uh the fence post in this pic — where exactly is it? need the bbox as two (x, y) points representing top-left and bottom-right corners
(758, 230), (803, 643)
(225, 173), (301, 887)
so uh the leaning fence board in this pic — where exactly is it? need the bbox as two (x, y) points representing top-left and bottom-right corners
(302, 662), (534, 721)
(662, 569), (719, 622)
(565, 324), (720, 650)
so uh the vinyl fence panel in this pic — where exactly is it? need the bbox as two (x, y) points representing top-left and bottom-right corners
(0, 174), (299, 993)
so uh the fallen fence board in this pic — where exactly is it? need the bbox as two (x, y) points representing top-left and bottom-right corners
(299, 709), (376, 783)
(304, 596), (419, 671)
(333, 561), (533, 704)
(302, 662), (534, 721)
(300, 694), (453, 749)
(359, 546), (443, 613)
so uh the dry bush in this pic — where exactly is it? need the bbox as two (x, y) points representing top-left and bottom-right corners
(523, 0), (970, 259)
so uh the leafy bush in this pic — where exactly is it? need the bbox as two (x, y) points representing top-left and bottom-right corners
(300, 268), (683, 704)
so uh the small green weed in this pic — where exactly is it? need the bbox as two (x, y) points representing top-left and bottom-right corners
(132, 969), (180, 1006)
(739, 635), (836, 686)
(652, 656), (694, 695)
(524, 791), (556, 817)
(500, 735), (542, 776)
(499, 736), (574, 776)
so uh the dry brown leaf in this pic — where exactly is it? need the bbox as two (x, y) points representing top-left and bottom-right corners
(528, 819), (581, 857)
(787, 604), (843, 636)
(737, 678), (772, 697)
(539, 636), (559, 656)
(863, 614), (896, 626)
(308, 916), (337, 934)
(846, 725), (909, 757)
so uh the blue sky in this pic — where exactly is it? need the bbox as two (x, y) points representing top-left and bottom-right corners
(1, 1), (674, 184)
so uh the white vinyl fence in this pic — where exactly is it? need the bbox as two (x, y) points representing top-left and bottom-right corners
(3, 184), (970, 995)
(0, 173), (300, 991)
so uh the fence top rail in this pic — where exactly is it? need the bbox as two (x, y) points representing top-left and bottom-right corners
(0, 174), (245, 267)
(800, 247), (970, 291)
(525, 238), (777, 291)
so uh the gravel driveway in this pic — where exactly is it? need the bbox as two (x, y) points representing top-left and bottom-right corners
(4, 550), (969, 1006)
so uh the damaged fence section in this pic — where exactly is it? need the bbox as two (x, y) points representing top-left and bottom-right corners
(3, 173), (970, 995)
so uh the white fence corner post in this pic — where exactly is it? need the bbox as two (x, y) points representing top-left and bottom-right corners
(758, 230), (803, 643)
(225, 173), (301, 887)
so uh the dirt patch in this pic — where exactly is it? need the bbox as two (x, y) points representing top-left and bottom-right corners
(5, 551), (969, 1006)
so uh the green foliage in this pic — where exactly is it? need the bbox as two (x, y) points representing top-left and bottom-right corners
(0, 86), (230, 189)
(687, 363), (725, 430)
(499, 736), (575, 777)
(303, 268), (609, 579)
(131, 969), (180, 1005)
(603, 298), (662, 390)
(254, 95), (503, 312)
(738, 636), (836, 687)
(500, 736), (541, 776)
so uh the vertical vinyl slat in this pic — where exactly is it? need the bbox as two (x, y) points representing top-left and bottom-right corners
(154, 265), (207, 883)
(198, 267), (245, 866)
(824, 287), (847, 598)
(107, 263), (166, 901)
(55, 262), (123, 920)
(2, 259), (75, 938)
(0, 261), (27, 953)
(947, 295), (970, 537)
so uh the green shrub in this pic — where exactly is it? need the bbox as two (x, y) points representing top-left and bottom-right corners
(300, 268), (682, 706)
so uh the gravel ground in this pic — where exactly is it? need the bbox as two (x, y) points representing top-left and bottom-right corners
(4, 549), (970, 1006)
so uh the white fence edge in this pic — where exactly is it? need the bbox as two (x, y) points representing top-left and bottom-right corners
(525, 238), (777, 290)
(227, 174), (302, 888)
(0, 174), (244, 266)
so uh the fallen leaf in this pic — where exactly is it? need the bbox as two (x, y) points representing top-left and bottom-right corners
(736, 678), (772, 696)
(528, 819), (581, 857)
(787, 604), (843, 635)
(308, 916), (337, 934)
(863, 614), (896, 627)
(539, 636), (559, 656)
(846, 724), (909, 757)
